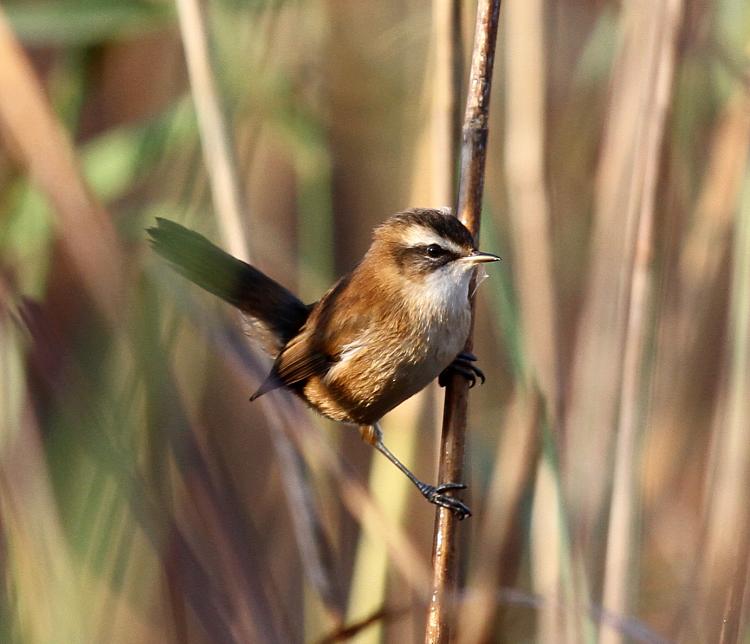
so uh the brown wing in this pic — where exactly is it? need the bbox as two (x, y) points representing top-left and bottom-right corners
(249, 274), (375, 400)
(249, 333), (331, 400)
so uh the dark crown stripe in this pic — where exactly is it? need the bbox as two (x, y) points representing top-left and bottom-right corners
(390, 208), (475, 249)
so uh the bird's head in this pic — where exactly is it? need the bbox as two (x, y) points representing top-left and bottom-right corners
(365, 208), (500, 305)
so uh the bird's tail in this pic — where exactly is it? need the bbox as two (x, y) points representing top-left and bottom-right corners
(147, 218), (309, 354)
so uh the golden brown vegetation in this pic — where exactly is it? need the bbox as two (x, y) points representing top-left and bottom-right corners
(1, 1), (749, 642)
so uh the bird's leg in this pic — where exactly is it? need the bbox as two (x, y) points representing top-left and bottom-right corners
(438, 351), (486, 388)
(359, 423), (471, 520)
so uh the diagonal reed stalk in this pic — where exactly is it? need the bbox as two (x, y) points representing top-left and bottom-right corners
(0, 8), (124, 323)
(174, 0), (341, 625)
(425, 2), (502, 642)
(175, 0), (249, 261)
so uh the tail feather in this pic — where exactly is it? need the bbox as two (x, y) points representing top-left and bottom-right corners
(148, 218), (309, 354)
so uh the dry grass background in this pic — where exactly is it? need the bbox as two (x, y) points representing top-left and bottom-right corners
(1, 0), (749, 642)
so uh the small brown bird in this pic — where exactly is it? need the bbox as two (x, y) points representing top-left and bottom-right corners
(148, 208), (499, 518)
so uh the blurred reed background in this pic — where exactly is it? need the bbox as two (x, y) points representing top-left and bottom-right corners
(0, 0), (749, 642)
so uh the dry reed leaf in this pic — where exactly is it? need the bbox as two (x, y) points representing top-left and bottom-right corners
(268, 396), (433, 594)
(0, 9), (123, 322)
(696, 163), (750, 639)
(159, 370), (290, 643)
(599, 2), (683, 642)
(208, 320), (432, 595)
(0, 307), (85, 641)
(678, 93), (750, 323)
(457, 387), (541, 644)
(645, 91), (750, 515)
(173, 0), (346, 630)
(175, 0), (249, 262)
(503, 0), (558, 415)
(345, 394), (427, 640)
(502, 1), (562, 640)
(562, 0), (681, 594)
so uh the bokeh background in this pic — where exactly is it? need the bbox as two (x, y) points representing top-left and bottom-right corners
(1, 0), (749, 642)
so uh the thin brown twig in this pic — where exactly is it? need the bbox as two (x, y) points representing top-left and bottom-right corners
(316, 603), (411, 644)
(425, 2), (502, 642)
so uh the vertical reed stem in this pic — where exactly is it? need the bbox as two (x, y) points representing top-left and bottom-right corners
(431, 0), (463, 207)
(599, 3), (683, 640)
(425, 2), (502, 642)
(175, 0), (249, 260)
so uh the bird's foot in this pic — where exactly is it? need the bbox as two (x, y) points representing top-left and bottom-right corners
(439, 351), (486, 388)
(417, 481), (471, 520)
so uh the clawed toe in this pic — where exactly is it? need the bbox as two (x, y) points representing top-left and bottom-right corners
(432, 493), (472, 520)
(439, 353), (486, 388)
(418, 482), (472, 519)
(435, 482), (467, 492)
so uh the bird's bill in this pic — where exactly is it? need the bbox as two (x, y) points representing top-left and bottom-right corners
(458, 250), (502, 264)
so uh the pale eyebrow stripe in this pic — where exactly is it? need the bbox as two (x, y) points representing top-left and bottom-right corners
(400, 226), (464, 255)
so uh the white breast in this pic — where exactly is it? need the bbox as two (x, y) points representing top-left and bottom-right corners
(321, 263), (474, 418)
(406, 265), (473, 370)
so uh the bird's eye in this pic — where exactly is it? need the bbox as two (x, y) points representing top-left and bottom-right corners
(425, 244), (444, 258)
